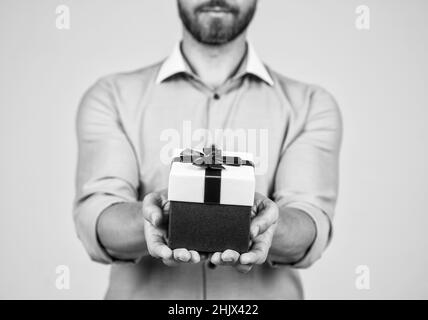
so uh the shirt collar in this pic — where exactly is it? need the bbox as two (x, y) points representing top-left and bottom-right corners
(244, 43), (274, 86)
(156, 42), (274, 86)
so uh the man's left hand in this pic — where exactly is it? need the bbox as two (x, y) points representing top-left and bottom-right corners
(209, 192), (279, 273)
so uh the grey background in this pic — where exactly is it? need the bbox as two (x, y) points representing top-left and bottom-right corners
(0, 0), (427, 299)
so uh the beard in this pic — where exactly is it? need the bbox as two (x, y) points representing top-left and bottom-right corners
(178, 0), (257, 45)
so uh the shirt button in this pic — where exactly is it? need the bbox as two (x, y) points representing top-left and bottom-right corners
(213, 93), (220, 100)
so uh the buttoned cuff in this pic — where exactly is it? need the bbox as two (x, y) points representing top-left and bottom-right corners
(284, 202), (331, 268)
(74, 195), (140, 265)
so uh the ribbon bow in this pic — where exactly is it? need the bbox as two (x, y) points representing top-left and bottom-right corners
(174, 146), (254, 170)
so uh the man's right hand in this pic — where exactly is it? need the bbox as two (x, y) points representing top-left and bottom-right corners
(142, 190), (201, 266)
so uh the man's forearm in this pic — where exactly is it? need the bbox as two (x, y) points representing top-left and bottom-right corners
(96, 201), (316, 264)
(96, 202), (148, 261)
(269, 206), (316, 264)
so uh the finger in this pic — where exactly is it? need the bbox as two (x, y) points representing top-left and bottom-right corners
(235, 263), (253, 273)
(189, 250), (201, 264)
(144, 221), (172, 260)
(162, 258), (181, 267)
(221, 250), (240, 264)
(210, 252), (222, 265)
(250, 199), (278, 238)
(149, 241), (173, 260)
(173, 248), (192, 263)
(240, 251), (263, 265)
(240, 226), (274, 265)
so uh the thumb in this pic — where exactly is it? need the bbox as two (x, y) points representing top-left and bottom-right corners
(142, 191), (169, 227)
(250, 197), (278, 238)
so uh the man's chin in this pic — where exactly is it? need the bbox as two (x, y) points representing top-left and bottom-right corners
(199, 38), (230, 46)
(198, 15), (235, 29)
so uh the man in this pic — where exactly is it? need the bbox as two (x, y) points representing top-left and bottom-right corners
(74, 0), (342, 299)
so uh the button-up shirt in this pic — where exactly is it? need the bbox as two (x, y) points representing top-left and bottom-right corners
(74, 42), (342, 299)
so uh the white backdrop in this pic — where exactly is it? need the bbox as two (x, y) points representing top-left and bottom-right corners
(0, 0), (427, 299)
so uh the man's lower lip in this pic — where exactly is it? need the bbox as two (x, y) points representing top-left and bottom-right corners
(199, 8), (232, 13)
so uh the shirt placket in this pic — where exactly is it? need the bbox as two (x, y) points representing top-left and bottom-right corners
(188, 76), (245, 300)
(188, 77), (228, 147)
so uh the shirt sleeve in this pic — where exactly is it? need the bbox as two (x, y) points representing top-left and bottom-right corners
(73, 77), (140, 264)
(272, 86), (343, 268)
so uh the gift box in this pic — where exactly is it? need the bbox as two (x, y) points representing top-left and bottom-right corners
(167, 146), (255, 253)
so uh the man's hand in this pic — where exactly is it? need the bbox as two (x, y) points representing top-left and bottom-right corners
(209, 192), (279, 273)
(143, 190), (202, 266)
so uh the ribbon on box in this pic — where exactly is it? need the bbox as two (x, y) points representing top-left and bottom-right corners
(172, 146), (254, 204)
